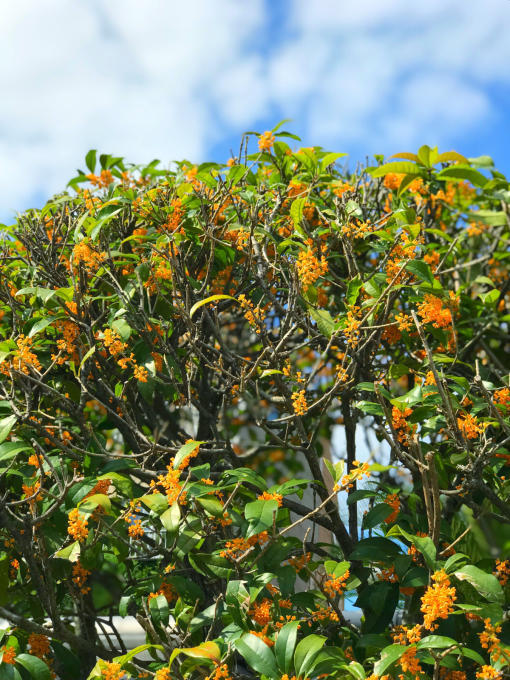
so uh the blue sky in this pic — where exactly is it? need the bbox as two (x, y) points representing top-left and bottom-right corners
(1, 0), (510, 224)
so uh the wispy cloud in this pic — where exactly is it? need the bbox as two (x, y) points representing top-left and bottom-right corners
(1, 0), (510, 221)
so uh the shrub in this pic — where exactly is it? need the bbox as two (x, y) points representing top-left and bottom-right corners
(0, 126), (509, 680)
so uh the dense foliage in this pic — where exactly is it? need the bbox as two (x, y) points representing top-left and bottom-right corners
(0, 125), (510, 680)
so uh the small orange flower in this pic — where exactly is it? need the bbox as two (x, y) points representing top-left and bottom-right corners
(1, 645), (16, 664)
(68, 507), (89, 542)
(258, 131), (275, 152)
(420, 569), (456, 630)
(258, 491), (283, 507)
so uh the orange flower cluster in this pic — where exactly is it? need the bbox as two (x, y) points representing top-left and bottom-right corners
(72, 560), (91, 594)
(238, 294), (267, 331)
(125, 501), (145, 539)
(323, 569), (350, 598)
(392, 624), (422, 645)
(1, 645), (16, 664)
(341, 219), (375, 240)
(287, 551), (311, 573)
(150, 465), (186, 506)
(385, 231), (421, 283)
(457, 413), (484, 440)
(161, 198), (183, 233)
(258, 131), (275, 152)
(87, 169), (113, 188)
(494, 388), (510, 410)
(336, 460), (371, 491)
(28, 633), (50, 659)
(310, 605), (339, 624)
(494, 559), (510, 586)
(424, 371), (436, 386)
(206, 664), (232, 680)
(148, 580), (177, 604)
(344, 305), (362, 347)
(101, 661), (124, 680)
(72, 241), (106, 272)
(52, 317), (80, 365)
(420, 569), (456, 630)
(291, 389), (308, 416)
(395, 313), (412, 332)
(384, 493), (400, 523)
(250, 627), (274, 646)
(398, 647), (423, 680)
(381, 323), (401, 345)
(220, 531), (269, 560)
(7, 335), (42, 375)
(476, 666), (501, 680)
(133, 365), (148, 382)
(479, 618), (504, 660)
(103, 328), (127, 356)
(296, 241), (328, 288)
(155, 668), (172, 680)
(332, 181), (354, 197)
(378, 565), (398, 583)
(417, 294), (453, 329)
(249, 597), (272, 626)
(68, 508), (89, 542)
(84, 478), (111, 500)
(258, 491), (283, 507)
(392, 406), (415, 445)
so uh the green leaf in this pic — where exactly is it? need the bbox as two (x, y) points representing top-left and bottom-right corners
(309, 308), (336, 338)
(196, 497), (225, 517)
(467, 210), (507, 226)
(275, 621), (299, 674)
(78, 346), (96, 376)
(290, 197), (306, 228)
(173, 440), (204, 470)
(388, 526), (436, 570)
(0, 441), (31, 463)
(0, 416), (16, 444)
(405, 260), (434, 284)
(78, 493), (111, 515)
(149, 593), (169, 626)
(15, 654), (51, 680)
(417, 636), (458, 650)
(294, 635), (327, 679)
(190, 295), (236, 319)
(370, 162), (421, 178)
(169, 642), (221, 668)
(468, 155), (494, 168)
(160, 502), (181, 533)
(374, 645), (407, 676)
(320, 152), (347, 171)
(85, 150), (97, 173)
(111, 318), (131, 341)
(349, 537), (402, 561)
(437, 165), (487, 187)
(28, 318), (54, 338)
(54, 541), (80, 562)
(245, 499), (279, 537)
(436, 151), (469, 164)
(140, 493), (168, 515)
(346, 276), (363, 306)
(354, 401), (384, 416)
(362, 503), (393, 530)
(454, 566), (504, 603)
(235, 634), (279, 679)
(115, 644), (164, 666)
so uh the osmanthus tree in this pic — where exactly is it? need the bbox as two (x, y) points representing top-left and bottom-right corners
(0, 125), (509, 680)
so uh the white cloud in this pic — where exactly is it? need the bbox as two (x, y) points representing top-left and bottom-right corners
(0, 0), (266, 219)
(1, 0), (510, 221)
(269, 0), (510, 153)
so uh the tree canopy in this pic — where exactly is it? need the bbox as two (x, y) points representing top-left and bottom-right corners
(0, 126), (509, 680)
